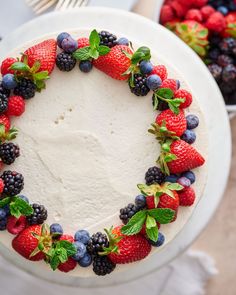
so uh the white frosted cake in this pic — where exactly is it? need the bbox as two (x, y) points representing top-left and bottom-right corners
(0, 29), (207, 279)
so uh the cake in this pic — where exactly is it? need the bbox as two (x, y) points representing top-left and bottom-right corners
(0, 29), (207, 278)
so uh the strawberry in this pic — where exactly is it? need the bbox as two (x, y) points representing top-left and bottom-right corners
(200, 6), (215, 21)
(57, 257), (77, 273)
(1, 58), (17, 76)
(93, 45), (133, 80)
(160, 5), (175, 24)
(161, 79), (179, 92)
(192, 0), (208, 8)
(167, 140), (205, 174)
(170, 1), (188, 18)
(0, 114), (10, 132)
(12, 225), (52, 261)
(185, 9), (203, 23)
(150, 65), (168, 81)
(205, 12), (226, 33)
(222, 12), (236, 38)
(5, 96), (25, 117)
(78, 37), (89, 48)
(103, 225), (151, 264)
(7, 215), (27, 235)
(179, 187), (196, 206)
(157, 191), (179, 211)
(156, 109), (187, 137)
(23, 39), (57, 74)
(59, 234), (74, 243)
(174, 89), (193, 108)
(0, 178), (4, 193)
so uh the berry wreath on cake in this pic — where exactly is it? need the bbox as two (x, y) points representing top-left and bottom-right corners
(0, 29), (207, 277)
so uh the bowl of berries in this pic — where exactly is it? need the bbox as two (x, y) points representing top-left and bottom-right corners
(158, 0), (236, 113)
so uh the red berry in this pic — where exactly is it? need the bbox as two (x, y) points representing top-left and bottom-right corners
(78, 37), (89, 49)
(0, 115), (10, 132)
(192, 0), (208, 8)
(170, 1), (188, 18)
(150, 65), (168, 81)
(179, 187), (196, 206)
(161, 79), (179, 92)
(185, 9), (203, 23)
(200, 5), (215, 21)
(7, 216), (27, 235)
(59, 234), (74, 243)
(5, 96), (25, 117)
(205, 12), (226, 33)
(160, 5), (175, 24)
(58, 257), (77, 273)
(1, 58), (17, 76)
(146, 196), (155, 209)
(0, 179), (4, 193)
(174, 89), (193, 108)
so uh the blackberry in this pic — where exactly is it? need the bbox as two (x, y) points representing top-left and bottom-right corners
(56, 52), (76, 72)
(208, 64), (222, 81)
(145, 166), (165, 185)
(129, 74), (150, 96)
(98, 31), (117, 48)
(152, 94), (169, 111)
(219, 38), (236, 55)
(93, 255), (116, 276)
(208, 48), (221, 61)
(14, 78), (36, 99)
(222, 64), (236, 83)
(1, 171), (24, 196)
(217, 54), (233, 68)
(27, 203), (48, 225)
(119, 203), (139, 224)
(209, 34), (222, 47)
(87, 232), (109, 254)
(0, 83), (10, 114)
(0, 143), (20, 165)
(219, 81), (236, 95)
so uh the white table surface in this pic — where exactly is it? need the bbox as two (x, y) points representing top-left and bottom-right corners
(0, 6), (231, 288)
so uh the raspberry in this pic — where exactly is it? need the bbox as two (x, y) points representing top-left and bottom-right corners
(5, 96), (25, 117)
(160, 5), (175, 24)
(161, 79), (180, 92)
(1, 58), (17, 76)
(58, 257), (77, 273)
(146, 196), (155, 209)
(7, 215), (27, 235)
(0, 114), (10, 132)
(174, 89), (193, 108)
(170, 1), (188, 18)
(179, 187), (196, 206)
(200, 5), (215, 21)
(59, 234), (74, 243)
(78, 37), (89, 49)
(205, 12), (226, 33)
(150, 65), (168, 81)
(192, 0), (208, 8)
(0, 179), (4, 193)
(185, 9), (203, 22)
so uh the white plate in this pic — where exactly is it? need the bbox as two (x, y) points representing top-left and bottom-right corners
(0, 7), (231, 287)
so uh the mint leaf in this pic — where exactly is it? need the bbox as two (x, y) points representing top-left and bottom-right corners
(135, 46), (151, 61)
(121, 210), (147, 235)
(146, 215), (156, 229)
(50, 255), (61, 271)
(33, 71), (49, 81)
(0, 197), (10, 208)
(89, 29), (100, 49)
(10, 62), (30, 72)
(166, 183), (183, 191)
(98, 45), (110, 56)
(73, 47), (90, 60)
(156, 88), (174, 100)
(10, 196), (33, 218)
(56, 240), (77, 257)
(89, 47), (99, 59)
(148, 208), (175, 224)
(146, 226), (158, 242)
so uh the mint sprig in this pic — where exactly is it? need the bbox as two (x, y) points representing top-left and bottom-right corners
(73, 29), (110, 61)
(9, 196), (33, 218)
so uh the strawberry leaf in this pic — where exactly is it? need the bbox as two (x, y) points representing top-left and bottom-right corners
(30, 61), (41, 74)
(33, 71), (49, 81)
(10, 62), (30, 72)
(148, 208), (175, 224)
(146, 225), (158, 242)
(121, 210), (147, 235)
(166, 183), (183, 191)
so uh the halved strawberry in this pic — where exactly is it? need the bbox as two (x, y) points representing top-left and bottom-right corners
(7, 215), (27, 235)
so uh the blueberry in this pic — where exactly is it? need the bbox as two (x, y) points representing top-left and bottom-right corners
(217, 6), (229, 15)
(79, 60), (93, 73)
(3, 205), (10, 216)
(135, 194), (146, 208)
(146, 74), (162, 90)
(149, 232), (165, 247)
(165, 174), (179, 183)
(140, 61), (153, 75)
(177, 176), (191, 188)
(72, 242), (87, 261)
(181, 171), (196, 184)
(61, 36), (78, 53)
(50, 223), (63, 236)
(57, 32), (71, 48)
(74, 229), (90, 244)
(0, 208), (6, 220)
(117, 37), (129, 46)
(0, 217), (7, 230)
(2, 74), (17, 90)
(176, 80), (180, 90)
(186, 114), (199, 130)
(78, 253), (92, 267)
(181, 130), (196, 144)
(18, 195), (29, 203)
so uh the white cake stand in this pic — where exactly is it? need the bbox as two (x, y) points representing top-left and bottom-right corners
(0, 7), (231, 287)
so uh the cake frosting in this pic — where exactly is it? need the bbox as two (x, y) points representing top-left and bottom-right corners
(0, 29), (208, 278)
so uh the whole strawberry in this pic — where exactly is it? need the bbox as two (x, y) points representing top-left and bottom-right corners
(93, 45), (133, 80)
(23, 39), (57, 74)
(1, 58), (17, 76)
(5, 96), (25, 117)
(12, 224), (52, 261)
(157, 191), (179, 221)
(102, 226), (151, 264)
(179, 186), (196, 206)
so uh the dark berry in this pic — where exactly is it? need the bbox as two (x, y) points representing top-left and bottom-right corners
(181, 171), (196, 184)
(0, 82), (10, 114)
(0, 208), (7, 220)
(140, 61), (154, 75)
(50, 223), (63, 237)
(27, 203), (47, 225)
(74, 229), (90, 244)
(148, 232), (165, 247)
(99, 31), (117, 48)
(165, 174), (179, 183)
(217, 55), (233, 67)
(117, 37), (129, 46)
(57, 32), (71, 48)
(1, 171), (24, 196)
(208, 48), (221, 61)
(145, 166), (165, 185)
(129, 74), (150, 96)
(61, 36), (78, 53)
(219, 38), (236, 54)
(146, 74), (162, 90)
(14, 78), (36, 99)
(208, 64), (222, 82)
(56, 52), (76, 72)
(222, 64), (236, 83)
(93, 255), (116, 276)
(119, 203), (139, 224)
(135, 194), (146, 209)
(18, 195), (29, 203)
(0, 142), (20, 165)
(209, 34), (222, 47)
(177, 176), (191, 188)
(217, 6), (229, 15)
(72, 241), (87, 261)
(181, 129), (196, 144)
(79, 60), (93, 73)
(152, 94), (169, 111)
(78, 253), (92, 267)
(186, 114), (199, 130)
(0, 82), (10, 98)
(2, 74), (17, 90)
(87, 232), (109, 254)
(0, 217), (7, 230)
